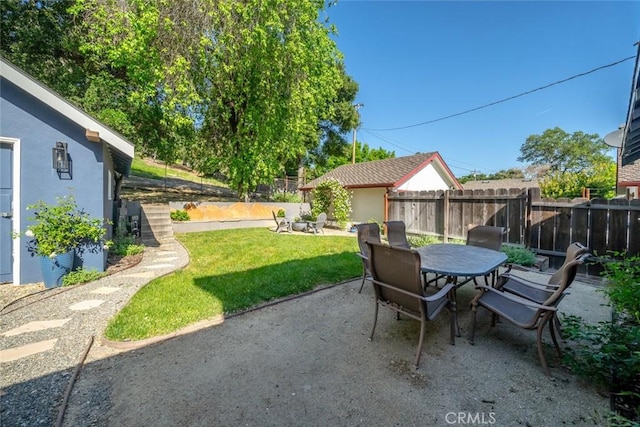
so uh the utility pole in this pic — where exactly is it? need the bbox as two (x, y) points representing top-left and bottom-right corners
(352, 103), (364, 164)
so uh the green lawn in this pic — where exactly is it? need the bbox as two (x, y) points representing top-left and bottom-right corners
(104, 228), (360, 341)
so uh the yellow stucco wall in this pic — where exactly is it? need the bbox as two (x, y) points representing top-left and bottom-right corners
(350, 187), (387, 224)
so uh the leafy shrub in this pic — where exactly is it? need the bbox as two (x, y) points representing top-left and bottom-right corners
(501, 245), (536, 266)
(602, 254), (640, 323)
(62, 268), (105, 286)
(109, 234), (145, 256)
(562, 255), (640, 424)
(170, 209), (190, 221)
(272, 191), (302, 203)
(276, 209), (286, 218)
(310, 179), (351, 229)
(22, 196), (108, 257)
(408, 234), (442, 248)
(562, 314), (640, 387)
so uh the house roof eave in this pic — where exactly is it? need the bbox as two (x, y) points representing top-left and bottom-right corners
(0, 57), (135, 164)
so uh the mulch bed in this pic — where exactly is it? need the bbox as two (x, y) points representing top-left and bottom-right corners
(106, 252), (144, 275)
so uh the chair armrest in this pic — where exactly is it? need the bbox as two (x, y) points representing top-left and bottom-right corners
(501, 275), (559, 291)
(472, 284), (558, 311)
(372, 280), (453, 304)
(423, 282), (456, 303)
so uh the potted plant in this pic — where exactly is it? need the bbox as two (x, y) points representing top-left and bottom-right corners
(21, 196), (108, 288)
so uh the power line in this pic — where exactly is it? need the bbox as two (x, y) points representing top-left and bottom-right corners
(364, 56), (635, 132)
(361, 128), (485, 174)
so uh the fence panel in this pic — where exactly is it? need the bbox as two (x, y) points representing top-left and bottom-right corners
(630, 200), (640, 255)
(387, 189), (640, 264)
(609, 198), (631, 254)
(589, 198), (609, 256)
(572, 204), (590, 252)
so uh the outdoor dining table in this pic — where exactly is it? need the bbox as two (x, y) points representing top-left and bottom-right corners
(414, 243), (508, 335)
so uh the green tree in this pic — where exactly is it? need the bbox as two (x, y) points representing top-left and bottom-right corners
(457, 168), (524, 184)
(518, 127), (616, 198)
(1, 0), (85, 101)
(69, 0), (198, 162)
(539, 161), (616, 199)
(518, 127), (611, 174)
(304, 65), (360, 176)
(188, 0), (343, 198)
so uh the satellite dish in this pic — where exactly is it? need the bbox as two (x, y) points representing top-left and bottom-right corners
(604, 129), (623, 148)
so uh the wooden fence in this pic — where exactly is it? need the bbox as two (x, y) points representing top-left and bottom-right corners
(387, 188), (640, 273)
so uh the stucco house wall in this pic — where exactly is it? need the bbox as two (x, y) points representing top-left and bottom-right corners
(397, 163), (449, 191)
(1, 58), (133, 285)
(350, 187), (387, 224)
(1, 79), (108, 283)
(301, 152), (461, 226)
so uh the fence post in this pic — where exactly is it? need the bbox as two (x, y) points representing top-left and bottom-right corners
(443, 190), (450, 242)
(525, 188), (533, 248)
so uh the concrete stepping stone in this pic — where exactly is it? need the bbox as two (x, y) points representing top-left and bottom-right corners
(120, 272), (156, 278)
(2, 319), (71, 337)
(144, 264), (175, 269)
(90, 287), (120, 295)
(69, 300), (105, 311)
(157, 250), (177, 255)
(0, 339), (57, 363)
(156, 257), (179, 262)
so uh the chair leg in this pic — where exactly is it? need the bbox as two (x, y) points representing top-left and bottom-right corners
(358, 265), (367, 293)
(369, 303), (379, 341)
(549, 314), (562, 358)
(448, 305), (456, 346)
(450, 287), (461, 337)
(536, 321), (552, 376)
(414, 319), (427, 368)
(469, 305), (478, 345)
(553, 314), (564, 339)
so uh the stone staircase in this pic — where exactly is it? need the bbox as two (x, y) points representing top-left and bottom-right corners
(140, 203), (173, 246)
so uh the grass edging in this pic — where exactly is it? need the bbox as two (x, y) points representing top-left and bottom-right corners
(99, 277), (358, 351)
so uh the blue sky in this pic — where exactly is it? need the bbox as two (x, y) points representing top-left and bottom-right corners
(325, 1), (640, 177)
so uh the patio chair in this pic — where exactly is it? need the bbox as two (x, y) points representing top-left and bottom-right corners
(308, 212), (327, 234)
(272, 211), (291, 233)
(497, 242), (589, 303)
(496, 242), (589, 336)
(355, 222), (382, 293)
(384, 220), (411, 249)
(466, 224), (505, 286)
(469, 253), (590, 376)
(366, 241), (456, 369)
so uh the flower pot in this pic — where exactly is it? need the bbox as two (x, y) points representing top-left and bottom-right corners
(39, 250), (74, 288)
(292, 222), (308, 232)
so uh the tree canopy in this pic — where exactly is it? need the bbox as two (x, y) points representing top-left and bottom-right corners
(518, 127), (616, 198)
(457, 168), (524, 184)
(518, 127), (612, 174)
(2, 0), (359, 199)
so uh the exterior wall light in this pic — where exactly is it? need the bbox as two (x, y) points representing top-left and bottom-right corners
(52, 141), (72, 178)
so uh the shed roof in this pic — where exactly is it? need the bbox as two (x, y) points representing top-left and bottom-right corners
(300, 152), (461, 190)
(0, 57), (135, 176)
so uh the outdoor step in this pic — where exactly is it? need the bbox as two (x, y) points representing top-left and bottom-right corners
(141, 204), (173, 242)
